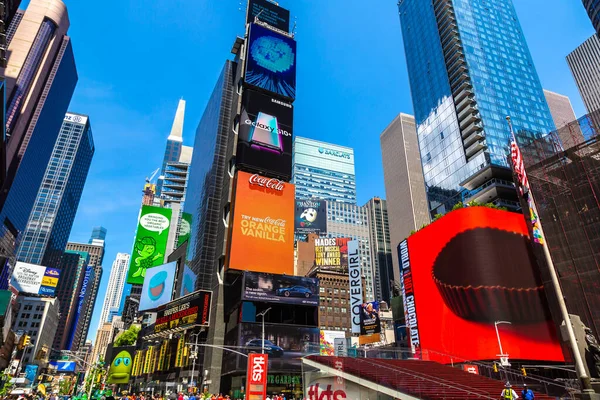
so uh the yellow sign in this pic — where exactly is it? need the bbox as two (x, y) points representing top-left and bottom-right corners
(42, 276), (58, 287)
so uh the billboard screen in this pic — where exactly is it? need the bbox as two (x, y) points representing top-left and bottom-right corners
(319, 330), (345, 356)
(139, 262), (177, 312)
(180, 264), (196, 298)
(295, 199), (327, 234)
(359, 301), (381, 345)
(106, 346), (135, 384)
(67, 266), (93, 349)
(10, 262), (60, 296)
(177, 212), (193, 248)
(246, 0), (290, 32)
(242, 271), (318, 306)
(49, 361), (76, 372)
(127, 205), (172, 285)
(237, 89), (293, 181)
(245, 23), (296, 100)
(154, 290), (212, 334)
(314, 237), (351, 272)
(398, 207), (564, 362)
(228, 171), (295, 275)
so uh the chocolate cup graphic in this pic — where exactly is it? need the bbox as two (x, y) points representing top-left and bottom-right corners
(432, 227), (549, 323)
(149, 271), (168, 300)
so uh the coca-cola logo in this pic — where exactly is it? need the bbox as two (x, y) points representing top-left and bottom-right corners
(249, 174), (285, 191)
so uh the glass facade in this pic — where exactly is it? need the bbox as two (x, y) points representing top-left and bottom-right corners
(292, 137), (356, 204)
(364, 198), (394, 304)
(398, 0), (555, 213)
(584, 0), (600, 34)
(17, 113), (94, 269)
(89, 226), (107, 243)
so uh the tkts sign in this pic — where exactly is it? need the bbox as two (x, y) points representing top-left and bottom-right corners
(246, 353), (268, 400)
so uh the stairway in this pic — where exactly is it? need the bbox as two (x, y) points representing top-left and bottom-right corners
(307, 356), (559, 400)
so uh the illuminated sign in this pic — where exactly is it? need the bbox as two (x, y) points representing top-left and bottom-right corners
(246, 353), (268, 400)
(154, 290), (211, 333)
(318, 147), (351, 159)
(347, 240), (362, 334)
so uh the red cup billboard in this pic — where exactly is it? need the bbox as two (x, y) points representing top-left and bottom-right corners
(399, 207), (564, 363)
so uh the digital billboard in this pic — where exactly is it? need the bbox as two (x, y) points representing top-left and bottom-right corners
(106, 346), (135, 384)
(246, 0), (290, 32)
(180, 264), (196, 297)
(49, 361), (76, 372)
(242, 271), (318, 306)
(359, 301), (381, 345)
(245, 23), (296, 100)
(177, 212), (192, 248)
(398, 207), (564, 362)
(154, 290), (212, 334)
(295, 199), (327, 234)
(127, 205), (172, 285)
(319, 330), (345, 356)
(237, 89), (293, 181)
(67, 266), (93, 349)
(228, 171), (295, 275)
(139, 262), (176, 312)
(10, 262), (60, 296)
(314, 237), (351, 272)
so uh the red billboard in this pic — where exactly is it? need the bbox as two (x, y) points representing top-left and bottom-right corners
(399, 207), (564, 363)
(246, 353), (268, 400)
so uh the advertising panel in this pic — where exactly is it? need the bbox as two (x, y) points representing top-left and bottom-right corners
(10, 262), (60, 296)
(359, 301), (381, 345)
(106, 346), (135, 384)
(245, 24), (296, 100)
(243, 271), (318, 306)
(237, 89), (293, 181)
(319, 330), (345, 356)
(240, 324), (319, 371)
(180, 264), (196, 297)
(67, 266), (93, 349)
(177, 212), (193, 248)
(228, 171), (295, 275)
(127, 205), (172, 285)
(48, 361), (76, 372)
(246, 353), (268, 400)
(295, 199), (327, 234)
(139, 262), (176, 312)
(246, 0), (290, 32)
(347, 240), (362, 334)
(314, 237), (351, 272)
(154, 290), (212, 334)
(398, 207), (564, 362)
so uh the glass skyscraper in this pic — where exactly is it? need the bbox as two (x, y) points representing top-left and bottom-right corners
(583, 0), (600, 34)
(16, 113), (94, 269)
(292, 137), (356, 204)
(398, 0), (555, 214)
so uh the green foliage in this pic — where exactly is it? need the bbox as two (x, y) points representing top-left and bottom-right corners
(0, 371), (14, 396)
(114, 325), (140, 347)
(452, 202), (464, 211)
(433, 213), (444, 221)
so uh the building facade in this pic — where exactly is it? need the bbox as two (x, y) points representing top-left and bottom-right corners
(156, 99), (188, 198)
(13, 296), (59, 368)
(567, 34), (600, 126)
(398, 0), (555, 215)
(363, 197), (393, 304)
(65, 240), (105, 267)
(98, 253), (130, 326)
(90, 322), (114, 364)
(380, 113), (430, 282)
(292, 137), (356, 204)
(583, 0), (600, 35)
(543, 89), (585, 148)
(16, 113), (94, 269)
(89, 226), (106, 242)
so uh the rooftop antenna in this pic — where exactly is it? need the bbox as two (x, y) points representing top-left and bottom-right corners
(292, 17), (297, 37)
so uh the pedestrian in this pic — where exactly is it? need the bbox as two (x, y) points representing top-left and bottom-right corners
(501, 382), (519, 399)
(178, 394), (184, 400)
(521, 384), (534, 400)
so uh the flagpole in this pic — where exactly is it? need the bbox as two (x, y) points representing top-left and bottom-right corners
(506, 116), (593, 392)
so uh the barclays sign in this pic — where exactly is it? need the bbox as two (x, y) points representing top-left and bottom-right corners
(318, 147), (351, 159)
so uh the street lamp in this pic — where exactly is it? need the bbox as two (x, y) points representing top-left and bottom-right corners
(494, 321), (512, 367)
(189, 332), (201, 389)
(256, 308), (272, 354)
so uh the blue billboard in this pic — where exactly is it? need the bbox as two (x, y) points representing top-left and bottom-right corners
(139, 262), (176, 311)
(180, 264), (196, 298)
(67, 266), (93, 349)
(49, 361), (77, 372)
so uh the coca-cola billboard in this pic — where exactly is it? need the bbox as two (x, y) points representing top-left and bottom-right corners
(237, 89), (293, 181)
(229, 171), (295, 275)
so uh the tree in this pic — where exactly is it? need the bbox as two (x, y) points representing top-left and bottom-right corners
(114, 325), (140, 347)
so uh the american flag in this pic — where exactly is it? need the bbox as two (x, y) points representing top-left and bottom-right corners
(510, 135), (528, 194)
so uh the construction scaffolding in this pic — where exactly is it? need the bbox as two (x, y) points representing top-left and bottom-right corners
(520, 109), (600, 338)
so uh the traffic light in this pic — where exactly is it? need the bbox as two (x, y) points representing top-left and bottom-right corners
(17, 335), (30, 350)
(521, 367), (527, 377)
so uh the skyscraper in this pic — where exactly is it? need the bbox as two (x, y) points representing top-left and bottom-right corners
(567, 34), (600, 126)
(98, 253), (130, 326)
(13, 296), (58, 368)
(364, 197), (394, 304)
(398, 0), (555, 215)
(380, 113), (430, 278)
(583, 0), (600, 35)
(543, 90), (585, 148)
(292, 137), (356, 204)
(16, 113), (94, 269)
(89, 226), (107, 243)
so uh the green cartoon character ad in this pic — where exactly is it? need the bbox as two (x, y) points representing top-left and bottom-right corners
(107, 348), (133, 384)
(127, 205), (172, 285)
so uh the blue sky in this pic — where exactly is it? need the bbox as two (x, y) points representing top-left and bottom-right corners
(26, 0), (592, 342)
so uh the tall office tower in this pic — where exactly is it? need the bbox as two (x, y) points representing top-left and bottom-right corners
(583, 0), (600, 35)
(567, 35), (600, 128)
(16, 113), (94, 269)
(0, 0), (77, 286)
(66, 240), (105, 268)
(325, 201), (374, 301)
(543, 90), (585, 148)
(292, 137), (356, 204)
(156, 99), (187, 197)
(89, 226), (107, 243)
(398, 0), (555, 215)
(79, 339), (93, 365)
(90, 322), (113, 364)
(52, 250), (89, 350)
(0, 0), (22, 67)
(13, 296), (59, 368)
(364, 197), (394, 304)
(380, 113), (430, 280)
(98, 253), (130, 326)
(70, 264), (102, 351)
